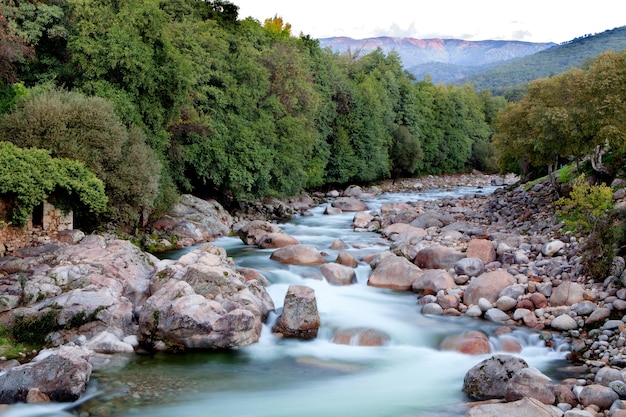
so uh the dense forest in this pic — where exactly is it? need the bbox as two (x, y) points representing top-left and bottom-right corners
(0, 0), (506, 229)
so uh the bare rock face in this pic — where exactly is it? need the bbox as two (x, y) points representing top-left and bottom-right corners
(273, 285), (320, 339)
(0, 346), (92, 404)
(368, 253), (423, 290)
(138, 244), (274, 351)
(150, 194), (233, 244)
(269, 244), (325, 265)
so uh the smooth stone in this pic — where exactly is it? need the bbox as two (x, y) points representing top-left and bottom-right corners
(550, 314), (578, 331)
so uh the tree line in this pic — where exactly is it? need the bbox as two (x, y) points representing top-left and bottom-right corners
(1, 0), (505, 229)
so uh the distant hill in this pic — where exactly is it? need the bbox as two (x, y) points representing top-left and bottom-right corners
(318, 36), (556, 84)
(458, 26), (626, 93)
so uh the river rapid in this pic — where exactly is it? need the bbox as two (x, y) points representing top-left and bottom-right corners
(4, 185), (570, 417)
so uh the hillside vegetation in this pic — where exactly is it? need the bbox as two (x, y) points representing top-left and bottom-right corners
(461, 26), (626, 95)
(0, 0), (505, 229)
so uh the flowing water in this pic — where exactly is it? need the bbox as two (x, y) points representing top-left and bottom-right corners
(3, 186), (571, 417)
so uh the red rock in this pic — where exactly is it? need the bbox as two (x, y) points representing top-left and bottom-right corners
(440, 331), (491, 355)
(466, 239), (496, 264)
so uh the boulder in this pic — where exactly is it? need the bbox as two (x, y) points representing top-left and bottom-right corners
(352, 212), (374, 229)
(466, 239), (497, 264)
(320, 262), (357, 286)
(335, 252), (358, 268)
(331, 197), (369, 212)
(270, 244), (325, 265)
(382, 223), (427, 243)
(440, 331), (491, 355)
(149, 194), (233, 244)
(463, 354), (555, 404)
(237, 220), (282, 246)
(415, 244), (465, 270)
(454, 258), (485, 277)
(542, 240), (565, 257)
(273, 285), (320, 339)
(576, 384), (619, 409)
(257, 233), (299, 249)
(0, 346), (92, 403)
(465, 397), (561, 417)
(463, 270), (517, 306)
(550, 282), (585, 306)
(550, 314), (578, 331)
(368, 253), (423, 290)
(412, 269), (457, 295)
(331, 327), (390, 346)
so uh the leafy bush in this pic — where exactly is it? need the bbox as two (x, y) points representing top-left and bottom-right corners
(0, 141), (107, 226)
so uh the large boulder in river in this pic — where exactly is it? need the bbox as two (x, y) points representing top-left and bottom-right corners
(0, 346), (92, 403)
(463, 354), (555, 404)
(273, 285), (320, 339)
(149, 194), (233, 245)
(368, 253), (423, 290)
(138, 244), (274, 350)
(440, 331), (491, 355)
(270, 244), (325, 265)
(257, 233), (299, 249)
(331, 197), (369, 212)
(320, 262), (356, 286)
(463, 270), (517, 306)
(237, 220), (282, 246)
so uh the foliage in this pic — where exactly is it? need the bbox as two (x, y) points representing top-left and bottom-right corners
(555, 174), (614, 233)
(0, 87), (158, 226)
(0, 141), (107, 226)
(462, 26), (626, 94)
(10, 310), (59, 347)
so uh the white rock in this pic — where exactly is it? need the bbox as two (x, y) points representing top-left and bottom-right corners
(551, 314), (578, 331)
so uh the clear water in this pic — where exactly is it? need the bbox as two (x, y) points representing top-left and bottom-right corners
(3, 186), (570, 417)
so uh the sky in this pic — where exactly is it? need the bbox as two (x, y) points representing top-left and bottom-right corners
(234, 0), (625, 44)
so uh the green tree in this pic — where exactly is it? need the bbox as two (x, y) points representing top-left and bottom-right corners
(0, 141), (107, 226)
(0, 87), (160, 226)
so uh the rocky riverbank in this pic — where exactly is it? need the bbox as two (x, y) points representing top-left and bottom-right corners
(1, 171), (626, 417)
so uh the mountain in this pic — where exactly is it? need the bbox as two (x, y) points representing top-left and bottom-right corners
(459, 26), (626, 93)
(318, 36), (556, 84)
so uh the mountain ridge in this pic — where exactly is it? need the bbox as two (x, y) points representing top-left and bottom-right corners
(319, 36), (556, 84)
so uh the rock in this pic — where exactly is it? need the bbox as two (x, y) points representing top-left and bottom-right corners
(320, 262), (356, 286)
(440, 331), (491, 355)
(270, 244), (325, 265)
(484, 308), (510, 324)
(26, 388), (51, 403)
(0, 346), (92, 403)
(577, 384), (619, 409)
(331, 328), (390, 346)
(150, 195), (233, 243)
(542, 240), (565, 257)
(463, 270), (517, 305)
(335, 252), (358, 268)
(498, 336), (523, 353)
(550, 314), (578, 331)
(352, 212), (374, 229)
(368, 253), (423, 291)
(550, 282), (585, 306)
(415, 244), (465, 270)
(530, 293), (548, 309)
(496, 296), (518, 312)
(237, 220), (282, 246)
(463, 354), (554, 404)
(412, 269), (457, 295)
(257, 233), (299, 249)
(465, 397), (561, 417)
(331, 197), (369, 212)
(421, 303), (444, 315)
(273, 285), (320, 340)
(595, 366), (625, 386)
(466, 239), (497, 264)
(83, 330), (135, 354)
(454, 258), (486, 277)
(610, 380), (626, 399)
(465, 304), (483, 318)
(382, 223), (427, 243)
(563, 410), (595, 417)
(324, 205), (342, 215)
(585, 307), (611, 325)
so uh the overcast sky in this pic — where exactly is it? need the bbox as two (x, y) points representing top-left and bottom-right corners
(234, 0), (624, 44)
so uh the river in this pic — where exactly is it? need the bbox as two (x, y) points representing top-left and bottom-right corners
(3, 185), (570, 417)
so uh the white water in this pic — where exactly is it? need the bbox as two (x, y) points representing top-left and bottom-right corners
(3, 186), (570, 417)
